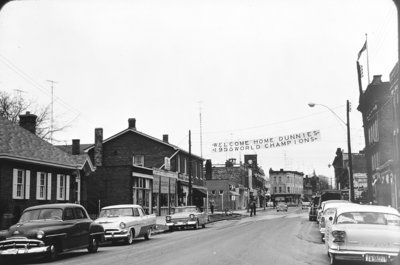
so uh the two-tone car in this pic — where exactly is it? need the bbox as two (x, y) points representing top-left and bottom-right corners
(94, 204), (156, 244)
(0, 203), (104, 261)
(325, 204), (400, 265)
(276, 202), (288, 212)
(165, 206), (207, 230)
(318, 201), (352, 242)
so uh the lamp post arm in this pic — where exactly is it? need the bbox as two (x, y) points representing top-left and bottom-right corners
(317, 103), (347, 126)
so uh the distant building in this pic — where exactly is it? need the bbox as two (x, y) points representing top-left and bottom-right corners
(270, 168), (304, 206)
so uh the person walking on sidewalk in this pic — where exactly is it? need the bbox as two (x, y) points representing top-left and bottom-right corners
(250, 198), (256, 216)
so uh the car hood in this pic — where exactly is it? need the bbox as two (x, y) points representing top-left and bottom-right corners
(169, 212), (197, 219)
(4, 220), (64, 239)
(94, 216), (133, 224)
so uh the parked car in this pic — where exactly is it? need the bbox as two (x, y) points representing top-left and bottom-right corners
(166, 206), (207, 230)
(94, 204), (156, 244)
(325, 204), (400, 265)
(318, 201), (352, 242)
(276, 202), (288, 212)
(317, 200), (350, 224)
(0, 203), (104, 261)
(308, 195), (320, 221)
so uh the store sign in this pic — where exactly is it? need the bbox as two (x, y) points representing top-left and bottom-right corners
(164, 157), (171, 170)
(211, 130), (320, 153)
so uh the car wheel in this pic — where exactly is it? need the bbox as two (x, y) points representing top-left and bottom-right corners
(194, 221), (199, 230)
(144, 228), (152, 240)
(202, 222), (206, 229)
(46, 243), (59, 261)
(125, 229), (134, 245)
(87, 237), (99, 253)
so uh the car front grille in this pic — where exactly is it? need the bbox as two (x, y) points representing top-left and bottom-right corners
(0, 237), (44, 250)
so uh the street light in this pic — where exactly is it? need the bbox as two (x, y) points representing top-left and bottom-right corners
(308, 101), (354, 202)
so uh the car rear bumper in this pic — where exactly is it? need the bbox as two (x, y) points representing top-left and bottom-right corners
(329, 248), (399, 262)
(166, 221), (197, 227)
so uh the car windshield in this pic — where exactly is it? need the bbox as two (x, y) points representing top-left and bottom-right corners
(337, 212), (400, 226)
(19, 208), (63, 222)
(99, 208), (135, 217)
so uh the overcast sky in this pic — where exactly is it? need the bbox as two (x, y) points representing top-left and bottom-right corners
(0, 0), (397, 180)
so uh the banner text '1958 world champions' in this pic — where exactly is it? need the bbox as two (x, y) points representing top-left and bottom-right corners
(211, 130), (321, 153)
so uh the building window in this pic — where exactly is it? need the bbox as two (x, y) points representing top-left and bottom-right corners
(287, 187), (290, 193)
(36, 172), (51, 200)
(184, 158), (187, 174)
(279, 186), (282, 193)
(12, 169), (30, 199)
(56, 174), (70, 201)
(177, 155), (181, 173)
(133, 155), (144, 166)
(278, 176), (281, 183)
(274, 176), (276, 182)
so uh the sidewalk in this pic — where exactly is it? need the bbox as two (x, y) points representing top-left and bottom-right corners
(153, 207), (274, 234)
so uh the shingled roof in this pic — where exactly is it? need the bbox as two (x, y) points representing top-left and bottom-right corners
(0, 116), (77, 169)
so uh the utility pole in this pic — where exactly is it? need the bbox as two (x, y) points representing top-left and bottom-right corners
(347, 100), (354, 202)
(188, 130), (192, 206)
(198, 101), (203, 158)
(46, 80), (57, 144)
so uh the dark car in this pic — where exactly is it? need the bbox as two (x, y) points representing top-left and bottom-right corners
(0, 203), (104, 261)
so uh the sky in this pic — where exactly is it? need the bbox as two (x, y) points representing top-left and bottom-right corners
(0, 0), (398, 181)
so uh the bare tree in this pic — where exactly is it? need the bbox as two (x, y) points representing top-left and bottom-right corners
(0, 91), (67, 142)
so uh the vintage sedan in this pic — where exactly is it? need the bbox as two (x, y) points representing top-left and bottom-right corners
(94, 204), (156, 244)
(165, 206), (207, 230)
(276, 202), (288, 212)
(319, 201), (352, 242)
(325, 204), (400, 265)
(0, 203), (104, 261)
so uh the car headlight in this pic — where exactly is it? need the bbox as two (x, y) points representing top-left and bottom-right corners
(36, 230), (45, 239)
(119, 222), (126, 229)
(189, 214), (195, 219)
(166, 216), (171, 222)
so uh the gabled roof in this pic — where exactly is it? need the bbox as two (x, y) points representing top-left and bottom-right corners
(83, 128), (203, 160)
(0, 116), (77, 169)
(56, 144), (95, 171)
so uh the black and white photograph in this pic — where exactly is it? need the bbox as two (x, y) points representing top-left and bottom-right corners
(0, 0), (400, 264)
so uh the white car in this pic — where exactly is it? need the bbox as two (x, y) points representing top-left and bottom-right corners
(94, 204), (156, 244)
(325, 204), (400, 265)
(166, 206), (207, 230)
(318, 201), (353, 242)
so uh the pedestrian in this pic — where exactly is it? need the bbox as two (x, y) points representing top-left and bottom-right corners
(250, 198), (256, 216)
(210, 203), (214, 214)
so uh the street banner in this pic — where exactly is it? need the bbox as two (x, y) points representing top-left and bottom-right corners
(211, 130), (320, 153)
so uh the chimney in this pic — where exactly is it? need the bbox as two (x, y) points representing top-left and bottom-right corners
(94, 128), (103, 167)
(205, 159), (212, 180)
(371, 75), (382, 85)
(163, 134), (169, 143)
(72, 139), (80, 155)
(128, 118), (136, 130)
(19, 111), (37, 134)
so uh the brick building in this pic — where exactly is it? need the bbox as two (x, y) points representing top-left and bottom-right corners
(389, 62), (400, 208)
(0, 113), (94, 229)
(270, 168), (304, 206)
(84, 118), (205, 216)
(357, 75), (394, 206)
(205, 156), (267, 211)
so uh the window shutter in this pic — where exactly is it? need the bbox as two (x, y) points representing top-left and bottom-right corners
(25, 170), (31, 199)
(56, 174), (61, 200)
(12, 169), (18, 199)
(66, 175), (70, 201)
(47, 173), (52, 200)
(36, 172), (41, 200)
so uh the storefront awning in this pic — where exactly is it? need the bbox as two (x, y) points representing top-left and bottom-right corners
(193, 186), (208, 196)
(229, 191), (240, 196)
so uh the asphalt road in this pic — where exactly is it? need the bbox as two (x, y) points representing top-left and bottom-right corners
(7, 207), (334, 265)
